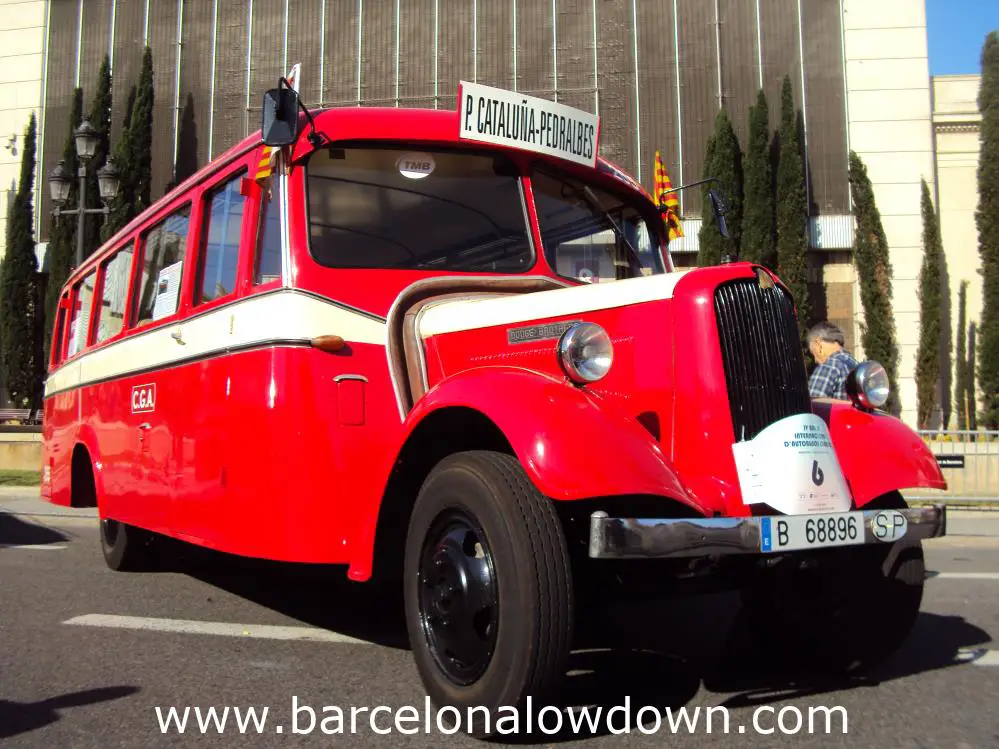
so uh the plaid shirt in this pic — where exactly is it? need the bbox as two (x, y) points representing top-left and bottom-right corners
(808, 349), (858, 400)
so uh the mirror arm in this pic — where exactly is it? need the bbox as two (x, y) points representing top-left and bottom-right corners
(278, 77), (327, 149)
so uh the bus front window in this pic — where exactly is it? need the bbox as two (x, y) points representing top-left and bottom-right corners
(306, 147), (534, 273)
(530, 167), (666, 283)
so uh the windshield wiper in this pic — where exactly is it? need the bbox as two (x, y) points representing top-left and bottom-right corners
(575, 185), (644, 276)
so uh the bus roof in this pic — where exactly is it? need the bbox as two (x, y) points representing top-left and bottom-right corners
(66, 103), (652, 288)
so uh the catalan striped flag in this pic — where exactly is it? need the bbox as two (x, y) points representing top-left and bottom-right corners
(653, 150), (683, 241)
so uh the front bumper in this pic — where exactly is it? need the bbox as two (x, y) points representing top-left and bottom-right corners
(588, 505), (947, 559)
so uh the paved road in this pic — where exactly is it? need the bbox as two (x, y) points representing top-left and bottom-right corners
(1, 495), (998, 747)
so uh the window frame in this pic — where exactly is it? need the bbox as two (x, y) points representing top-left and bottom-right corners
(91, 239), (137, 349)
(128, 200), (194, 332)
(64, 269), (99, 362)
(250, 171), (285, 292)
(302, 144), (537, 274)
(49, 292), (69, 371)
(526, 161), (669, 285)
(193, 165), (254, 312)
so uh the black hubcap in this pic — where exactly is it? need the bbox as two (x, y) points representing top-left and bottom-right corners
(418, 511), (498, 684)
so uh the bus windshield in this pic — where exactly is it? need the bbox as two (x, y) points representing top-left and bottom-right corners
(530, 166), (666, 283)
(306, 147), (534, 273)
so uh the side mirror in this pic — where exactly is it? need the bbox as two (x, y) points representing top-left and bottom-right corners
(261, 86), (300, 146)
(708, 188), (730, 239)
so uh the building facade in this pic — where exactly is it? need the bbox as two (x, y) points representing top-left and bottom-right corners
(0, 0), (986, 429)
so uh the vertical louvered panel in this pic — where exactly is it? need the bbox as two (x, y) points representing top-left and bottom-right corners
(179, 0), (213, 172)
(478, 0), (512, 91)
(676, 0), (716, 216)
(148, 0), (180, 197)
(212, 0), (249, 152)
(398, 0), (435, 106)
(637, 0), (679, 200)
(360, 0), (395, 104)
(79, 0), (112, 96)
(759, 0), (802, 116)
(801, 0), (848, 214)
(249, 0), (287, 115)
(595, 0), (635, 175)
(288, 0), (323, 105)
(40, 0), (79, 237)
(323, 0), (358, 105)
(110, 0), (143, 145)
(555, 0), (594, 113)
(718, 0), (757, 147)
(515, 0), (550, 97)
(437, 0), (473, 101)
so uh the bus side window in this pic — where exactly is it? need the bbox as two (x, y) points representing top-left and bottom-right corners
(94, 242), (134, 344)
(254, 177), (282, 285)
(132, 205), (191, 327)
(50, 299), (67, 369)
(66, 271), (97, 358)
(197, 171), (247, 304)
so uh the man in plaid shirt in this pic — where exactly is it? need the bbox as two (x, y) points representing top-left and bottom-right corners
(807, 322), (858, 400)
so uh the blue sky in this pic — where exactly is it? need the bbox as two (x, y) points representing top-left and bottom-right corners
(927, 0), (999, 75)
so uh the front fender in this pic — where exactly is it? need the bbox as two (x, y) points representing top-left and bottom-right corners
(406, 366), (708, 514)
(813, 400), (945, 507)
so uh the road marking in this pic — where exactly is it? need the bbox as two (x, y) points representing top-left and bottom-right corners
(0, 544), (68, 550)
(957, 649), (999, 666)
(63, 614), (373, 645)
(929, 572), (999, 580)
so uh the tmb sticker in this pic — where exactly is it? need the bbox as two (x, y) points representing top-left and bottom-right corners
(131, 383), (156, 413)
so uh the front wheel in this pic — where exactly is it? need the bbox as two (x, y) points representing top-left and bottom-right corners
(740, 494), (924, 676)
(403, 451), (573, 737)
(99, 516), (155, 571)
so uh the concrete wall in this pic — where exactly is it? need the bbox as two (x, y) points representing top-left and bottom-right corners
(0, 0), (46, 262)
(842, 0), (936, 429)
(0, 431), (41, 471)
(933, 74), (982, 427)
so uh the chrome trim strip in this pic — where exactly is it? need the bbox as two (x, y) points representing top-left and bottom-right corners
(588, 506), (948, 559)
(333, 374), (368, 382)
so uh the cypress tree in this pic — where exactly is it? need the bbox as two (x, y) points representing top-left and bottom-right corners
(43, 88), (83, 361)
(775, 75), (811, 348)
(849, 150), (901, 416)
(742, 89), (775, 268)
(83, 54), (112, 260)
(697, 108), (742, 265)
(968, 321), (978, 431)
(916, 179), (944, 429)
(102, 84), (137, 241)
(975, 31), (999, 429)
(955, 280), (969, 431)
(697, 133), (718, 266)
(130, 47), (154, 214)
(0, 113), (40, 407)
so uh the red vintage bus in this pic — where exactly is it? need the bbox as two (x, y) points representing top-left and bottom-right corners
(42, 73), (947, 730)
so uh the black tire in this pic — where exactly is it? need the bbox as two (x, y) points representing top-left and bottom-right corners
(99, 516), (155, 571)
(403, 451), (573, 737)
(740, 492), (924, 676)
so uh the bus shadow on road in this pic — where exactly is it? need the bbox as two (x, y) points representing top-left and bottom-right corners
(0, 512), (69, 547)
(146, 539), (409, 649)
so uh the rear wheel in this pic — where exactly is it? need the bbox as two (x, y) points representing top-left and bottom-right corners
(740, 492), (924, 675)
(403, 451), (573, 737)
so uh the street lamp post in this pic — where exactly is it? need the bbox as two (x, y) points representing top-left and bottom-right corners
(48, 119), (121, 269)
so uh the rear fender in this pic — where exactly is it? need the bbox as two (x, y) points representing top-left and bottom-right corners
(405, 367), (707, 513)
(813, 400), (945, 507)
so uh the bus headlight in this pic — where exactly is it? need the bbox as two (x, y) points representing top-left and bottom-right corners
(558, 322), (613, 383)
(846, 360), (890, 410)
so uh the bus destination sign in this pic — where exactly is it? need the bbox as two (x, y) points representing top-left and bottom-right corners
(458, 81), (599, 168)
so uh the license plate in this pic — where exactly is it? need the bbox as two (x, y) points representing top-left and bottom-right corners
(760, 511), (863, 553)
